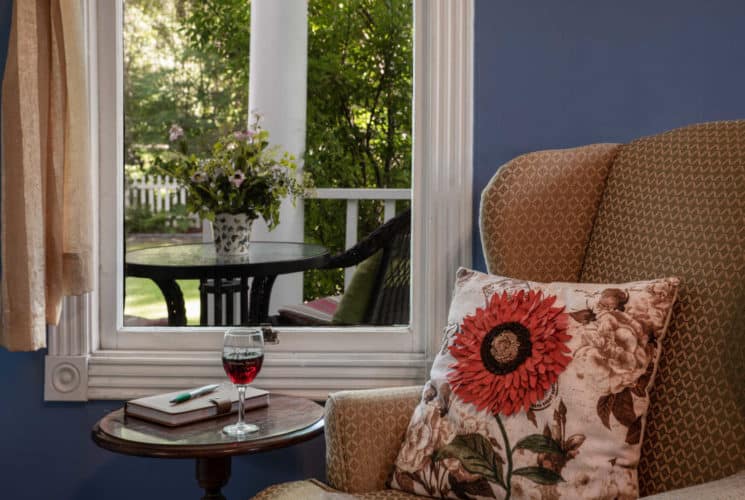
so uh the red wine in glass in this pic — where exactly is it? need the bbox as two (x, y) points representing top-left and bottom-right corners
(222, 349), (264, 385)
(222, 328), (264, 437)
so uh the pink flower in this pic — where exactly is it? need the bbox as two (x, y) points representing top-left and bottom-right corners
(231, 170), (246, 188)
(169, 124), (184, 142)
(190, 171), (208, 184)
(233, 129), (255, 141)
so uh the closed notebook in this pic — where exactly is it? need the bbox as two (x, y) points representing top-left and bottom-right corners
(125, 385), (269, 427)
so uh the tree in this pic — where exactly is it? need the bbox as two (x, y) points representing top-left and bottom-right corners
(303, 0), (412, 299)
(124, 0), (249, 167)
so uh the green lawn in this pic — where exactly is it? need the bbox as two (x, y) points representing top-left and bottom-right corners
(125, 277), (201, 325)
(124, 236), (202, 325)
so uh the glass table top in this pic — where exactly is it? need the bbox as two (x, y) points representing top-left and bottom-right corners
(126, 242), (328, 268)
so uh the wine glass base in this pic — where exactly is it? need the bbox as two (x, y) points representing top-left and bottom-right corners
(222, 422), (259, 437)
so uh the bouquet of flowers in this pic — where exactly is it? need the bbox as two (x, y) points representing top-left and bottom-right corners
(156, 114), (310, 229)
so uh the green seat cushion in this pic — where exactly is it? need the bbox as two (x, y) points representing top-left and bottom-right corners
(332, 250), (383, 325)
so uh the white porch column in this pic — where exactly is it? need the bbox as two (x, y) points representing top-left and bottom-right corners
(248, 0), (308, 314)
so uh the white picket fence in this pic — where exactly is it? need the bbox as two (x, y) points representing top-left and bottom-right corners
(125, 175), (200, 227)
(125, 175), (186, 211)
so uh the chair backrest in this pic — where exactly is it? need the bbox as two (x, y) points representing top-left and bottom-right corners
(480, 121), (745, 496)
(323, 209), (411, 325)
(366, 210), (411, 325)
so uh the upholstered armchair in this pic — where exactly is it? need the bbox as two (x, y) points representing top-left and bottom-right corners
(254, 121), (745, 499)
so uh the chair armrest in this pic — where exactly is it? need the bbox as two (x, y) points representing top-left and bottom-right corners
(641, 470), (745, 499)
(321, 209), (411, 270)
(325, 385), (422, 493)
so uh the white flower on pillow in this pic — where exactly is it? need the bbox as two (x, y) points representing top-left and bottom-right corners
(395, 397), (455, 473)
(575, 310), (648, 395)
(555, 464), (637, 500)
(625, 279), (677, 335)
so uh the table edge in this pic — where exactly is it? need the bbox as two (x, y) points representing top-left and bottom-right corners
(125, 251), (330, 278)
(126, 242), (329, 271)
(91, 414), (325, 459)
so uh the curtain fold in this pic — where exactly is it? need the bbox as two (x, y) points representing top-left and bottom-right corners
(0, 0), (93, 351)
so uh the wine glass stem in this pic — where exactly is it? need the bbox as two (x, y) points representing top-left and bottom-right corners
(237, 385), (246, 426)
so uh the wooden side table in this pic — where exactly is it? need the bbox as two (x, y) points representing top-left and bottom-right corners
(91, 395), (324, 500)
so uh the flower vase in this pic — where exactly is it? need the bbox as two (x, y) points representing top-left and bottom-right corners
(213, 213), (253, 257)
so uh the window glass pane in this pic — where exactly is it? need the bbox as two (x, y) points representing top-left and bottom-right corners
(122, 0), (412, 328)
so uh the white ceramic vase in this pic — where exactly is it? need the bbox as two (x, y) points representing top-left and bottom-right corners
(213, 213), (253, 257)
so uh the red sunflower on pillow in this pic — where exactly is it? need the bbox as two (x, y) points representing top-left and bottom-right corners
(448, 289), (572, 416)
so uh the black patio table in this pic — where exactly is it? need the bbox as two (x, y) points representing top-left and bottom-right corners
(125, 242), (329, 326)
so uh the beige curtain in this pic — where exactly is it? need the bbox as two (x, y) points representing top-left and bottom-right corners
(0, 0), (93, 351)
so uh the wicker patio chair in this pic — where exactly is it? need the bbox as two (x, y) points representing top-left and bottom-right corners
(277, 208), (411, 326)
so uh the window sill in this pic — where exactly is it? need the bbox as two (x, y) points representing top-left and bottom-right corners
(46, 347), (426, 401)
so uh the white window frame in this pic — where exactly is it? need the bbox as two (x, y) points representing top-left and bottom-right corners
(44, 0), (474, 401)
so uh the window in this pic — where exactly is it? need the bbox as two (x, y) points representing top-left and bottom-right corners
(120, 0), (413, 331)
(44, 0), (473, 401)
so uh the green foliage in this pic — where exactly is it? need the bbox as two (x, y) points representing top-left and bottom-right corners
(511, 467), (565, 485)
(306, 0), (412, 189)
(124, 0), (248, 165)
(125, 204), (193, 234)
(304, 0), (413, 299)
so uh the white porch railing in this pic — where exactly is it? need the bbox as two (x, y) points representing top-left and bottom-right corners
(125, 176), (410, 288)
(308, 188), (411, 288)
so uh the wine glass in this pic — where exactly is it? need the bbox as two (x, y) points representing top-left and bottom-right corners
(222, 327), (264, 437)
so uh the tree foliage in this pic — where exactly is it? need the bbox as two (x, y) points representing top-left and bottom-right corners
(124, 0), (248, 164)
(303, 0), (412, 298)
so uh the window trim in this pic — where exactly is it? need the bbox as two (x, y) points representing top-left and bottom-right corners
(43, 0), (474, 401)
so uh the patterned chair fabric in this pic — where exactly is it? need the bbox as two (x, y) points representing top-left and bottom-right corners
(251, 121), (745, 499)
(579, 121), (745, 494)
(326, 386), (422, 493)
(480, 143), (620, 283)
(250, 388), (745, 499)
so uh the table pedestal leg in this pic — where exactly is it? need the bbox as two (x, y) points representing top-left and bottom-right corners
(196, 456), (231, 500)
(152, 278), (187, 326)
(248, 275), (277, 324)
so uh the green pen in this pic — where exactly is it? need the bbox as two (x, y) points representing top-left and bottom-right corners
(169, 384), (221, 405)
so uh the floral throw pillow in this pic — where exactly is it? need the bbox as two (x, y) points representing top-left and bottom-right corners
(390, 269), (679, 499)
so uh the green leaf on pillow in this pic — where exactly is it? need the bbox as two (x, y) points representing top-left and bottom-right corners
(513, 434), (565, 456)
(433, 433), (505, 488)
(512, 466), (565, 485)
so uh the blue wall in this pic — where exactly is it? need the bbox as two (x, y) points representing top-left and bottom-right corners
(3, 1), (745, 498)
(473, 0), (745, 269)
